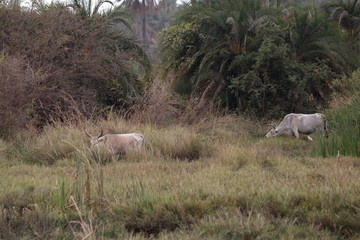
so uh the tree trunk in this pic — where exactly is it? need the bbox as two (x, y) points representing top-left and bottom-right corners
(142, 0), (148, 47)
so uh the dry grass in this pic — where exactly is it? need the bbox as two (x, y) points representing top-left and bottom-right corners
(1, 116), (360, 239)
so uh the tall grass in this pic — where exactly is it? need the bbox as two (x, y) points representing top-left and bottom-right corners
(316, 97), (360, 157)
(56, 177), (68, 218)
(2, 116), (360, 239)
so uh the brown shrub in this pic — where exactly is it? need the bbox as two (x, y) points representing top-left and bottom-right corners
(0, 56), (34, 134)
(126, 82), (181, 125)
(0, 7), (149, 133)
(126, 78), (225, 126)
(0, 54), (87, 134)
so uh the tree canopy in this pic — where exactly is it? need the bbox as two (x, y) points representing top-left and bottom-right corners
(160, 0), (359, 118)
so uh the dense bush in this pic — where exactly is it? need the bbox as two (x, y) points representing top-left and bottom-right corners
(160, 0), (358, 118)
(0, 6), (150, 134)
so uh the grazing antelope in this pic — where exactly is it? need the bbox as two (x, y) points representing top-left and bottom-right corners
(266, 113), (328, 142)
(85, 129), (145, 154)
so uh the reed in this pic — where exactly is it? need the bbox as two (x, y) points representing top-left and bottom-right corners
(316, 97), (360, 157)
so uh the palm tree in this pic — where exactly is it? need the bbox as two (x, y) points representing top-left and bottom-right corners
(69, 0), (114, 18)
(66, 0), (152, 104)
(287, 7), (354, 73)
(322, 0), (360, 38)
(162, 0), (268, 103)
(161, 0), (357, 116)
(120, 0), (158, 46)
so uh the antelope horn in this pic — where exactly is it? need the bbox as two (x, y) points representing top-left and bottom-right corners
(98, 128), (104, 138)
(84, 128), (92, 138)
(268, 123), (276, 129)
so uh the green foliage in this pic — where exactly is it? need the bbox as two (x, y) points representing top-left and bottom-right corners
(160, 22), (202, 72)
(322, 0), (360, 39)
(161, 0), (357, 118)
(68, 0), (114, 18)
(316, 96), (360, 157)
(314, 68), (360, 157)
(53, 177), (69, 218)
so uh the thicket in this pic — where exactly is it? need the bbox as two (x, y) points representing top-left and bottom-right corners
(160, 0), (360, 118)
(2, 0), (360, 136)
(0, 6), (151, 134)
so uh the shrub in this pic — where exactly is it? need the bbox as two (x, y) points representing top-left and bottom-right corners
(0, 6), (150, 133)
(160, 1), (355, 118)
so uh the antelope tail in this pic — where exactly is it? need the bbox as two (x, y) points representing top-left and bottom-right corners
(324, 119), (329, 138)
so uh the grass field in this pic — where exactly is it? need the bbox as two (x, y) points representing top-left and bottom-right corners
(1, 116), (360, 239)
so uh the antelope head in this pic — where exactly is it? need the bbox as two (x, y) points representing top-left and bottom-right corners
(85, 128), (104, 145)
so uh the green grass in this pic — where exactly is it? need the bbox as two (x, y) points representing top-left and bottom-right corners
(1, 116), (360, 239)
(316, 97), (360, 157)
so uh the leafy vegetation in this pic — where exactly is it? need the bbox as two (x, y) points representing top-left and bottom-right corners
(316, 70), (360, 157)
(322, 0), (360, 39)
(160, 0), (358, 118)
(318, 101), (360, 157)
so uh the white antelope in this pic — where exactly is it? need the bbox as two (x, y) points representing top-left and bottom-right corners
(85, 129), (145, 154)
(265, 113), (328, 141)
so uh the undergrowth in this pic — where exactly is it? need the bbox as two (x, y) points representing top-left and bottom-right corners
(1, 116), (360, 239)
